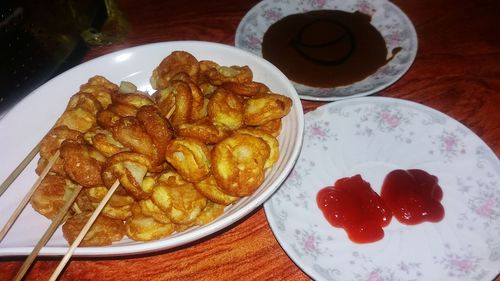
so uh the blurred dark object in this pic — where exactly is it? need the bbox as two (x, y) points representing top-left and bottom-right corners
(0, 0), (111, 116)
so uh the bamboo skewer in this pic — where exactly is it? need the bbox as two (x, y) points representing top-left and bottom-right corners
(0, 150), (60, 242)
(49, 179), (121, 281)
(13, 184), (83, 281)
(0, 142), (41, 197)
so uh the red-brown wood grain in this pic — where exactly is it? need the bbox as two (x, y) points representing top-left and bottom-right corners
(1, 0), (499, 280)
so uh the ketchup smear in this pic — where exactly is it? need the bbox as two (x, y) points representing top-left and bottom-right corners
(316, 175), (392, 243)
(380, 169), (444, 225)
(316, 169), (445, 244)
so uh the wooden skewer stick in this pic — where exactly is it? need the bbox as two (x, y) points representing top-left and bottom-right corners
(49, 180), (120, 281)
(13, 184), (83, 281)
(0, 150), (60, 242)
(0, 142), (41, 197)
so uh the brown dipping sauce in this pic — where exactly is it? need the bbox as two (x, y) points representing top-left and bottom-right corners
(262, 10), (399, 88)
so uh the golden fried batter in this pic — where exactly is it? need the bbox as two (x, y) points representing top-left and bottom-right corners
(165, 137), (211, 183)
(39, 126), (84, 160)
(151, 171), (207, 224)
(126, 205), (175, 241)
(195, 201), (226, 226)
(221, 81), (269, 97)
(113, 92), (155, 109)
(153, 80), (192, 126)
(107, 102), (138, 117)
(151, 51), (200, 90)
(79, 75), (118, 109)
(195, 175), (238, 205)
(255, 118), (282, 137)
(55, 107), (96, 133)
(237, 128), (279, 169)
(175, 118), (229, 144)
(75, 186), (135, 220)
(62, 212), (125, 246)
(96, 109), (121, 129)
(202, 64), (253, 86)
(30, 174), (78, 220)
(102, 152), (153, 200)
(138, 199), (171, 224)
(66, 92), (103, 116)
(211, 134), (270, 197)
(110, 116), (161, 169)
(35, 156), (66, 177)
(243, 93), (292, 126)
(136, 105), (174, 162)
(207, 89), (244, 130)
(60, 141), (105, 187)
(84, 127), (128, 157)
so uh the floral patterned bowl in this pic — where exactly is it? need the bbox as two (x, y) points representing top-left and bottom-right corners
(264, 97), (500, 280)
(235, 0), (418, 101)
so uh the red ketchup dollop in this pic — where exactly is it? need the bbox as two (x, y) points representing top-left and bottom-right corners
(316, 175), (392, 243)
(380, 169), (444, 225)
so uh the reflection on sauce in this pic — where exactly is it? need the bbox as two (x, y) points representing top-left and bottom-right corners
(316, 175), (392, 244)
(262, 10), (400, 88)
(381, 169), (445, 225)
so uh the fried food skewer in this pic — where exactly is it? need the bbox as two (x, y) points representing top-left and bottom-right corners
(0, 142), (40, 197)
(49, 180), (120, 281)
(13, 184), (83, 281)
(0, 150), (60, 242)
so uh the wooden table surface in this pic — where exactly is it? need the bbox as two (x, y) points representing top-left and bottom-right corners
(1, 0), (499, 280)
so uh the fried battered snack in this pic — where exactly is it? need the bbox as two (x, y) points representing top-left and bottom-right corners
(221, 81), (270, 97)
(151, 51), (200, 90)
(40, 126), (84, 160)
(151, 171), (207, 224)
(207, 88), (244, 130)
(66, 92), (103, 116)
(195, 201), (225, 226)
(175, 119), (229, 144)
(30, 50), (294, 246)
(136, 105), (174, 161)
(243, 93), (292, 126)
(201, 62), (253, 86)
(110, 116), (162, 170)
(55, 107), (96, 133)
(30, 174), (79, 220)
(75, 186), (135, 220)
(153, 80), (205, 126)
(79, 75), (118, 109)
(237, 128), (279, 169)
(195, 175), (238, 205)
(84, 127), (128, 157)
(62, 212), (126, 246)
(102, 152), (153, 199)
(255, 118), (282, 137)
(211, 134), (270, 197)
(164, 137), (211, 183)
(138, 199), (171, 224)
(126, 204), (175, 241)
(60, 141), (106, 187)
(96, 109), (121, 129)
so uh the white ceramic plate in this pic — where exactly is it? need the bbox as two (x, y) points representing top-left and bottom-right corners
(264, 97), (500, 280)
(0, 41), (304, 257)
(235, 0), (418, 101)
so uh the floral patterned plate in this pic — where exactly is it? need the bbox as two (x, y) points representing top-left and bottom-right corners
(235, 0), (418, 101)
(264, 97), (500, 280)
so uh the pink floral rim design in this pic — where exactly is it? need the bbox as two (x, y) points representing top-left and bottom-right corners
(264, 97), (500, 281)
(235, 0), (418, 101)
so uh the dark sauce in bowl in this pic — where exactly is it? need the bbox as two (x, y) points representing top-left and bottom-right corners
(262, 10), (399, 88)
